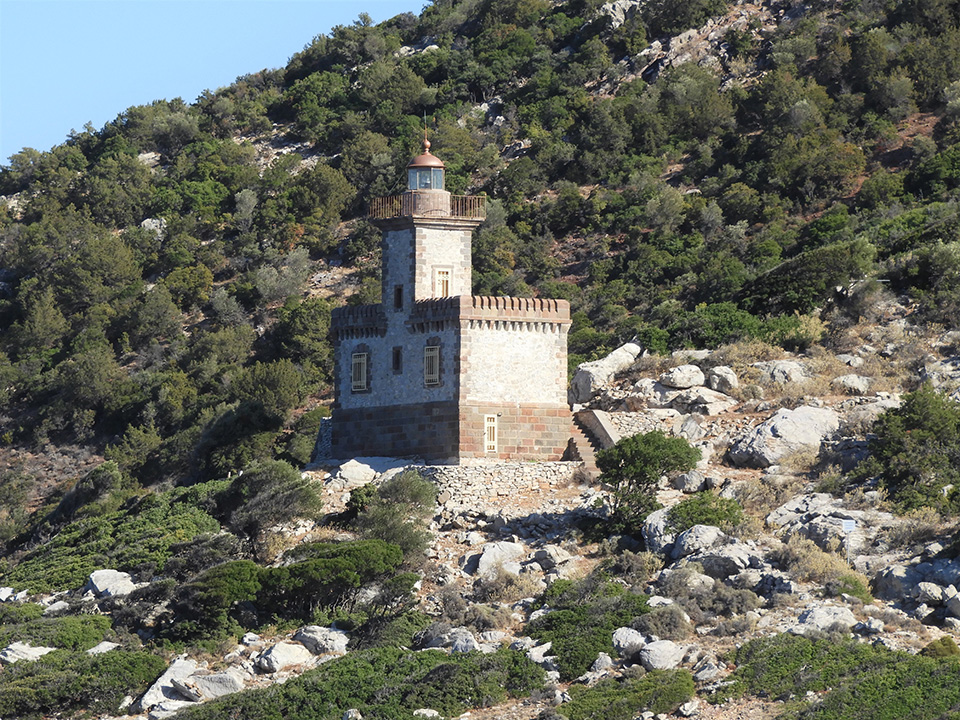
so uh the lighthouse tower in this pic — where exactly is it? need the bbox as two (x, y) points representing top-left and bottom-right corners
(330, 140), (572, 463)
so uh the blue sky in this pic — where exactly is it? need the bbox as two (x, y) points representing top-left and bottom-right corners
(0, 0), (424, 163)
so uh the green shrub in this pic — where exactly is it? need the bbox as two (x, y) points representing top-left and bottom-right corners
(721, 632), (960, 720)
(666, 492), (743, 533)
(596, 432), (700, 537)
(175, 647), (543, 720)
(527, 580), (650, 680)
(352, 471), (436, 560)
(561, 670), (695, 720)
(852, 383), (960, 512)
(0, 649), (166, 720)
(921, 636), (960, 658)
(0, 614), (112, 651)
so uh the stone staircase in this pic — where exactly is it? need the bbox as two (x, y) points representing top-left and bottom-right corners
(568, 416), (602, 481)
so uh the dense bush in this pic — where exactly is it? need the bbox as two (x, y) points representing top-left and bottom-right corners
(721, 632), (960, 720)
(0, 614), (111, 651)
(666, 492), (743, 533)
(175, 647), (543, 720)
(853, 383), (960, 512)
(596, 431), (701, 537)
(527, 579), (650, 680)
(561, 670), (695, 720)
(0, 649), (166, 720)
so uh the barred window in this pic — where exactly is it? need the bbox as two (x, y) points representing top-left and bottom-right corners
(424, 345), (440, 386)
(351, 352), (368, 392)
(484, 415), (498, 453)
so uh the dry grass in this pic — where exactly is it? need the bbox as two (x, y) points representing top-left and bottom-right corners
(707, 339), (784, 371)
(886, 507), (951, 550)
(732, 473), (809, 520)
(771, 535), (871, 592)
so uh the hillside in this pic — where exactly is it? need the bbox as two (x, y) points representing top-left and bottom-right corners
(3, 0), (960, 717)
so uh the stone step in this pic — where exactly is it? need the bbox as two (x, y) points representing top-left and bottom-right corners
(569, 419), (602, 481)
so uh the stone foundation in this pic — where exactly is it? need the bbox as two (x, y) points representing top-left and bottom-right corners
(330, 402), (572, 463)
(330, 401), (461, 461)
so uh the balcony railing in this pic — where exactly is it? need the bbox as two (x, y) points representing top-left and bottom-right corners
(369, 191), (486, 221)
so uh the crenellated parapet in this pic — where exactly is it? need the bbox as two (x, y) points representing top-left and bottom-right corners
(331, 303), (387, 340)
(405, 295), (571, 334)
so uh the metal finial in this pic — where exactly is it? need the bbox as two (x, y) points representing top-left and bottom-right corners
(423, 113), (430, 151)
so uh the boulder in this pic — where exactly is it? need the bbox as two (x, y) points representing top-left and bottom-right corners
(641, 507), (675, 555)
(791, 606), (857, 634)
(917, 582), (945, 605)
(832, 374), (872, 394)
(85, 569), (137, 598)
(569, 343), (643, 403)
(0, 641), (56, 665)
(413, 711), (441, 719)
(534, 545), (574, 570)
(671, 525), (726, 560)
(672, 469), (707, 493)
(659, 364), (705, 389)
(688, 542), (758, 579)
(172, 670), (245, 701)
(612, 627), (646, 658)
(449, 629), (481, 654)
(256, 642), (314, 673)
(707, 365), (739, 394)
(334, 459), (378, 489)
(43, 600), (70, 616)
(293, 626), (349, 655)
(137, 656), (199, 711)
(728, 406), (840, 468)
(591, 652), (615, 671)
(0, 587), (13, 602)
(753, 360), (808, 384)
(671, 386), (737, 415)
(639, 640), (684, 670)
(86, 641), (121, 655)
(148, 699), (195, 719)
(873, 564), (925, 600)
(344, 711), (364, 720)
(476, 541), (526, 577)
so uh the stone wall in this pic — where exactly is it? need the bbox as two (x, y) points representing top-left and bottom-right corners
(330, 400), (461, 461)
(420, 461), (583, 515)
(459, 403), (571, 460)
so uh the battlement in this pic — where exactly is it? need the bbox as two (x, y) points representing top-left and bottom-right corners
(409, 295), (570, 324)
(331, 304), (386, 339)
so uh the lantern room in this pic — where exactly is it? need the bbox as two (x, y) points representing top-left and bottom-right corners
(407, 139), (445, 191)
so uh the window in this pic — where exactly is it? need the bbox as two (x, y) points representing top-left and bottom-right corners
(424, 345), (440, 386)
(434, 268), (451, 297)
(484, 415), (498, 453)
(392, 347), (403, 374)
(351, 352), (368, 392)
(394, 285), (403, 310)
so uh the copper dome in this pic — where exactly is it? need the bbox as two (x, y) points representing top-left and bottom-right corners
(407, 139), (445, 169)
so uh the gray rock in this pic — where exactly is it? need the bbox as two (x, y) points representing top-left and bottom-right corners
(0, 587), (13, 602)
(856, 618), (885, 635)
(413, 711), (441, 718)
(335, 459), (378, 489)
(137, 656), (199, 711)
(534, 545), (574, 570)
(449, 629), (481, 653)
(836, 354), (864, 367)
(707, 366), (739, 394)
(659, 365), (705, 389)
(641, 507), (675, 555)
(728, 406), (840, 468)
(833, 374), (872, 394)
(792, 606), (857, 634)
(43, 600), (70, 616)
(639, 640), (684, 670)
(688, 542), (758, 579)
(591, 652), (615, 671)
(945, 593), (960, 619)
(679, 698), (701, 717)
(671, 387), (737, 415)
(477, 541), (526, 576)
(256, 642), (314, 673)
(874, 564), (925, 600)
(293, 626), (349, 655)
(0, 641), (56, 665)
(86, 641), (121, 655)
(753, 360), (808, 384)
(241, 632), (261, 645)
(672, 525), (727, 559)
(344, 711), (364, 720)
(612, 627), (646, 658)
(693, 662), (720, 682)
(570, 343), (643, 403)
(148, 699), (195, 719)
(672, 469), (707, 493)
(679, 416), (706, 442)
(85, 569), (137, 598)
